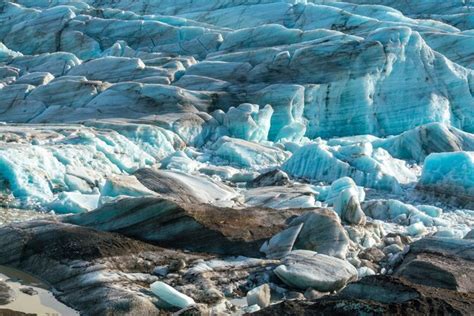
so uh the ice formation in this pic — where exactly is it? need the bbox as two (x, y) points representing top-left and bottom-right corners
(0, 0), (474, 314)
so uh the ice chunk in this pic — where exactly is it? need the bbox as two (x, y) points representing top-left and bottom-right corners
(362, 199), (434, 227)
(416, 205), (443, 218)
(160, 151), (202, 173)
(406, 222), (427, 236)
(333, 188), (366, 225)
(246, 284), (270, 308)
(374, 123), (474, 163)
(244, 185), (317, 209)
(260, 223), (303, 259)
(221, 103), (273, 142)
(100, 175), (156, 199)
(150, 281), (195, 309)
(325, 177), (366, 225)
(134, 169), (239, 207)
(418, 152), (474, 202)
(49, 191), (100, 214)
(211, 136), (290, 169)
(326, 177), (365, 204)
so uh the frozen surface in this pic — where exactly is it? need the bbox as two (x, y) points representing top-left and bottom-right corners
(0, 1), (473, 314)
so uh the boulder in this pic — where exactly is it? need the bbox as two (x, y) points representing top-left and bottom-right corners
(0, 281), (15, 305)
(289, 209), (350, 259)
(394, 237), (474, 292)
(274, 250), (357, 291)
(246, 284), (271, 308)
(248, 169), (290, 188)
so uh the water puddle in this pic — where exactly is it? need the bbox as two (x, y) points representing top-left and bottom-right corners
(0, 265), (78, 316)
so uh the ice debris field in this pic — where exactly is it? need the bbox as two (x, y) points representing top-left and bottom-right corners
(0, 0), (473, 314)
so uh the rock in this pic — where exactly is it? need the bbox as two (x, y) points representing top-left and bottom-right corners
(359, 247), (385, 263)
(244, 185), (318, 209)
(260, 223), (303, 259)
(134, 168), (239, 206)
(303, 288), (329, 300)
(18, 288), (37, 296)
(289, 210), (350, 259)
(394, 237), (474, 292)
(383, 244), (403, 255)
(173, 304), (209, 315)
(169, 259), (187, 272)
(274, 250), (358, 292)
(0, 281), (15, 305)
(256, 275), (474, 315)
(150, 281), (195, 309)
(246, 284), (271, 308)
(0, 309), (34, 316)
(152, 266), (169, 277)
(64, 196), (304, 256)
(248, 169), (290, 188)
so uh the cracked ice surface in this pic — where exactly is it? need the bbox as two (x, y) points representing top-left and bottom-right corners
(0, 0), (472, 246)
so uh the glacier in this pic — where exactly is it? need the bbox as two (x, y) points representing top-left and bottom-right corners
(0, 0), (473, 315)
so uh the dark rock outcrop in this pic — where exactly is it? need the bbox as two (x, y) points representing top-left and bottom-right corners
(394, 237), (474, 292)
(0, 220), (206, 315)
(248, 169), (290, 188)
(256, 275), (474, 315)
(0, 281), (14, 305)
(64, 196), (305, 257)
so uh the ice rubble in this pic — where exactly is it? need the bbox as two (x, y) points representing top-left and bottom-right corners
(0, 124), (181, 209)
(283, 140), (416, 191)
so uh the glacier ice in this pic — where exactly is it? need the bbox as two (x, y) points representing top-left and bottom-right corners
(419, 152), (474, 202)
(0, 124), (180, 209)
(0, 1), (474, 314)
(0, 1), (471, 246)
(326, 177), (366, 225)
(283, 141), (416, 191)
(211, 136), (290, 169)
(220, 103), (273, 143)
